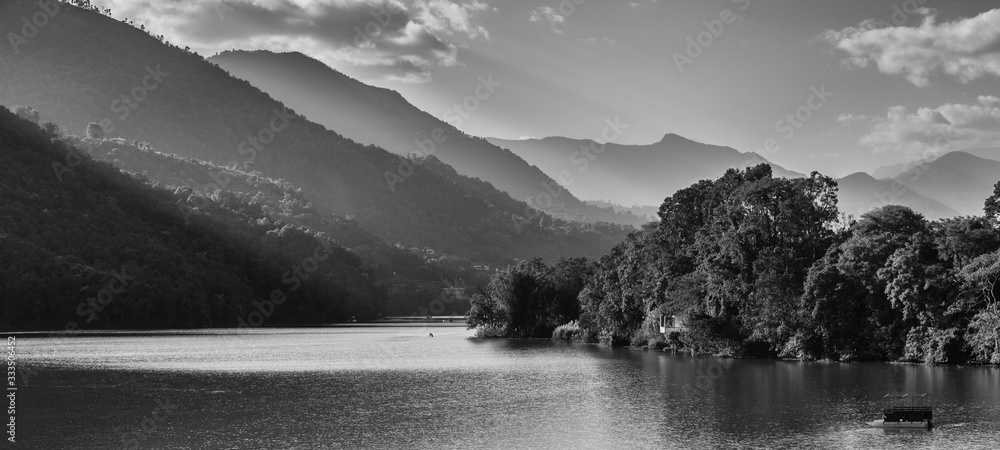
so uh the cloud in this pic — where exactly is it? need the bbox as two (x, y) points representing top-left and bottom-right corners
(414, 0), (490, 39)
(819, 8), (1000, 86)
(96, 0), (491, 83)
(837, 113), (874, 126)
(529, 6), (564, 34)
(850, 96), (1000, 155)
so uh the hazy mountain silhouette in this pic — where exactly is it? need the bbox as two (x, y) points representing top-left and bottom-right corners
(207, 50), (642, 226)
(488, 134), (804, 206)
(961, 148), (999, 163)
(872, 149), (1000, 180)
(835, 172), (959, 220)
(887, 151), (1000, 217)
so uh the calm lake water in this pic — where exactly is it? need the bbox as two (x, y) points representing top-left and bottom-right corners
(11, 326), (1000, 449)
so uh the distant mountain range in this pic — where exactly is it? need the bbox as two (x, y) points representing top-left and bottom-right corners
(488, 134), (804, 207)
(868, 151), (1000, 217)
(492, 134), (1000, 220)
(0, 2), (630, 265)
(871, 149), (1000, 179)
(1, 1), (996, 278)
(801, 151), (1000, 221)
(207, 50), (642, 226)
(884, 151), (1000, 217)
(835, 172), (959, 220)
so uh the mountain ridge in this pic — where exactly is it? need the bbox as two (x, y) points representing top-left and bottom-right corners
(0, 2), (631, 265)
(835, 171), (959, 220)
(207, 50), (644, 226)
(487, 134), (804, 207)
(889, 151), (1000, 217)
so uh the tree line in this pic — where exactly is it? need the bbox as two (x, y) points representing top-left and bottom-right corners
(470, 165), (1000, 364)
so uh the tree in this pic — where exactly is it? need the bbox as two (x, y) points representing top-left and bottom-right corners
(13, 105), (40, 123)
(580, 165), (841, 352)
(86, 122), (105, 139)
(959, 252), (1000, 363)
(41, 122), (61, 138)
(798, 206), (928, 360)
(799, 250), (870, 360)
(468, 258), (594, 339)
(986, 181), (1000, 224)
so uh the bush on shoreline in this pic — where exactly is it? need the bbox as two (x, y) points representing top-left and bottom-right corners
(552, 321), (581, 341)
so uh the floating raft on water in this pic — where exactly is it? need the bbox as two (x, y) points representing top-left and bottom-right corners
(867, 393), (933, 429)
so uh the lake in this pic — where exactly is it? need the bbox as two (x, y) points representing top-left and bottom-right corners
(11, 326), (1000, 449)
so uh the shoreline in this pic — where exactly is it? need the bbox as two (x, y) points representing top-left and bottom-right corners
(4, 322), (471, 337)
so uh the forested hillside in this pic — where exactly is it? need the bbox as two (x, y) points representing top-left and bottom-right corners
(69, 134), (434, 278)
(0, 106), (384, 330)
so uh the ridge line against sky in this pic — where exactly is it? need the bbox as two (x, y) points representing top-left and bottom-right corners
(89, 0), (1000, 177)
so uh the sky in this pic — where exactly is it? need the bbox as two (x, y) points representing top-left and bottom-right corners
(92, 0), (1000, 177)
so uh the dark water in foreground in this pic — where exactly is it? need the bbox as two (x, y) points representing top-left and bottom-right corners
(11, 327), (1000, 449)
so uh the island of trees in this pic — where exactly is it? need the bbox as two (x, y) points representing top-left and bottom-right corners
(470, 165), (1000, 365)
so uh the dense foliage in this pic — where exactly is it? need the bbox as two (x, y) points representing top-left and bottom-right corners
(467, 258), (594, 338)
(0, 107), (392, 330)
(470, 165), (1000, 364)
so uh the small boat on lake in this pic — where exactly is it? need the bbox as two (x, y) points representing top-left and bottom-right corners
(867, 393), (933, 429)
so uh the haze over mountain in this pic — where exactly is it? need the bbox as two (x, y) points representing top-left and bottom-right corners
(835, 172), (959, 221)
(0, 2), (630, 265)
(889, 151), (1000, 217)
(207, 50), (642, 226)
(958, 148), (999, 163)
(488, 134), (804, 207)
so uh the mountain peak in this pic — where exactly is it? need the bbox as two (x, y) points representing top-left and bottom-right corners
(935, 150), (986, 165)
(657, 133), (689, 144)
(841, 171), (877, 182)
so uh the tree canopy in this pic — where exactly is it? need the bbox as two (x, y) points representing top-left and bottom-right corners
(469, 164), (1000, 364)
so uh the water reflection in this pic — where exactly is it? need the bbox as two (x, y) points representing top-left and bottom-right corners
(13, 328), (1000, 449)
